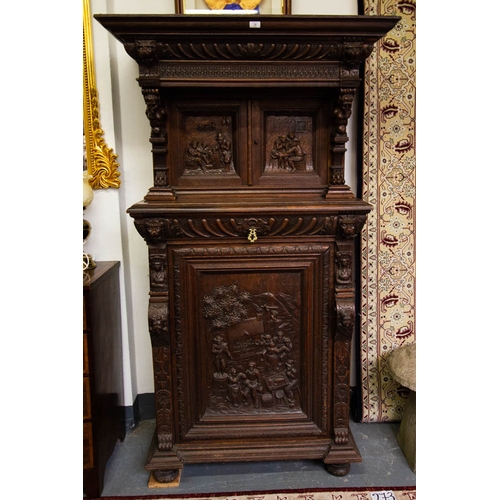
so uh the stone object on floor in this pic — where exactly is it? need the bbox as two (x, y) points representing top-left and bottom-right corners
(388, 342), (416, 472)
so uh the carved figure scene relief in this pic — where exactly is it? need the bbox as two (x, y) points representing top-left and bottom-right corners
(202, 282), (302, 415)
(265, 115), (313, 174)
(183, 115), (236, 175)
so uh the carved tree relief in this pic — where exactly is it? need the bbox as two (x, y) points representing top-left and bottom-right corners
(202, 284), (301, 414)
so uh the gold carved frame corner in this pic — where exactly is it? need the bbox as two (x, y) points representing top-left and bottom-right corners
(83, 0), (120, 189)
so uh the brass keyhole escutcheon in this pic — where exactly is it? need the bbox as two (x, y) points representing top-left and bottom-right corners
(248, 228), (258, 243)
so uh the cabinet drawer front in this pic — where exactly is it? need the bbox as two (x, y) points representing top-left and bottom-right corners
(83, 422), (94, 469)
(83, 377), (92, 420)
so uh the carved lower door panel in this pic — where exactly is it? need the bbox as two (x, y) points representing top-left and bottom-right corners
(145, 238), (362, 480)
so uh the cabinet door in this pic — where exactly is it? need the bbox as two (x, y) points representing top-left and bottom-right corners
(170, 241), (334, 443)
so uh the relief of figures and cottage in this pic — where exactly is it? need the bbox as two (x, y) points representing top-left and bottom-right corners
(183, 115), (236, 175)
(203, 284), (302, 415)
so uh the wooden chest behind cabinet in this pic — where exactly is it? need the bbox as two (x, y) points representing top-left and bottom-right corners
(83, 261), (125, 497)
(96, 14), (399, 483)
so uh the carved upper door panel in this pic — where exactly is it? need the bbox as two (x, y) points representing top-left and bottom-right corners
(169, 94), (248, 187)
(167, 89), (330, 191)
(170, 241), (333, 442)
(251, 94), (329, 187)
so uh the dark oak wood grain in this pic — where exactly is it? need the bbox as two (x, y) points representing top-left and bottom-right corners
(95, 14), (399, 482)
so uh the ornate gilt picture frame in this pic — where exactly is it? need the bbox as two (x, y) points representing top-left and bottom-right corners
(175, 0), (291, 14)
(83, 0), (120, 189)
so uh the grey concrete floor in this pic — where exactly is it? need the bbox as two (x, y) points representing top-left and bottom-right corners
(97, 419), (415, 497)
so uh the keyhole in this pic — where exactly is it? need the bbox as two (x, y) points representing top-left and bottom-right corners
(248, 228), (258, 243)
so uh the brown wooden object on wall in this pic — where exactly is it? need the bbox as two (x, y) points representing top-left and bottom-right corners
(83, 261), (125, 497)
(95, 14), (399, 482)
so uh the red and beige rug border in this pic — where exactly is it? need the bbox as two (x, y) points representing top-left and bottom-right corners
(98, 485), (416, 500)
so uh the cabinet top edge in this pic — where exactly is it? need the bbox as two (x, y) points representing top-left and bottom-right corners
(94, 14), (400, 39)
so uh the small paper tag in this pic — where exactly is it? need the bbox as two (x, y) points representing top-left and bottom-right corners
(370, 492), (397, 500)
(249, 21), (261, 28)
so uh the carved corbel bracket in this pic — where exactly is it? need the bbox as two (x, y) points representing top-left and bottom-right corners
(341, 40), (375, 80)
(134, 218), (167, 243)
(124, 39), (159, 65)
(338, 214), (367, 238)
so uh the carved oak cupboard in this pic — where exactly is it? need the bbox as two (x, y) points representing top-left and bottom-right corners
(96, 14), (398, 482)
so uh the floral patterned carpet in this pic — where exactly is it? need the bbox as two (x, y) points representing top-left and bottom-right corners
(359, 0), (416, 422)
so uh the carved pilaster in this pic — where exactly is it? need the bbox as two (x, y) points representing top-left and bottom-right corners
(141, 88), (176, 201)
(152, 344), (174, 451)
(326, 88), (357, 199)
(332, 236), (356, 446)
(333, 299), (355, 445)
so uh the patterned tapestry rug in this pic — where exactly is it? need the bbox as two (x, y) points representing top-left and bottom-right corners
(359, 0), (416, 422)
(98, 487), (416, 500)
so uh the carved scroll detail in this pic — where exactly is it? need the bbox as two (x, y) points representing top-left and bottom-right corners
(83, 0), (120, 190)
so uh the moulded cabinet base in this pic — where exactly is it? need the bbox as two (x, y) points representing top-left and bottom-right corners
(145, 426), (362, 484)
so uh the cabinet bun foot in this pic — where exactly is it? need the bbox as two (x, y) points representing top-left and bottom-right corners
(153, 469), (180, 483)
(326, 462), (351, 476)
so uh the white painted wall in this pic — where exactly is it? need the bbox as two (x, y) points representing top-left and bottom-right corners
(87, 0), (359, 407)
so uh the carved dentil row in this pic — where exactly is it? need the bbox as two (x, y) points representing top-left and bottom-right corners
(124, 40), (374, 65)
(134, 214), (366, 242)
